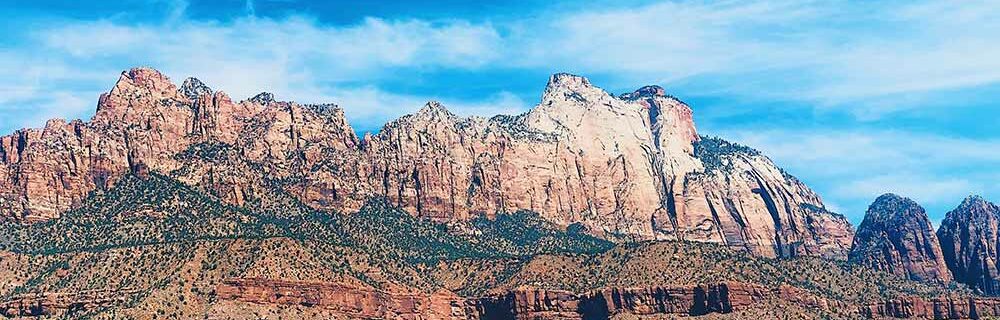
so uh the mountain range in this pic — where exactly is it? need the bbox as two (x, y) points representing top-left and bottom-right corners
(0, 67), (998, 319)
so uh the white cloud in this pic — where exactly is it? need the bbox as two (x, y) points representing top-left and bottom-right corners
(516, 1), (820, 80)
(514, 1), (1000, 118)
(5, 0), (999, 132)
(726, 130), (1000, 175)
(2, 13), (505, 132)
(1, 0), (997, 222)
(717, 128), (1000, 218)
(38, 15), (501, 86)
(442, 91), (528, 118)
(832, 174), (978, 206)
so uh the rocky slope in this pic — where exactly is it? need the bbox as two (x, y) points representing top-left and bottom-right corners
(0, 169), (990, 319)
(0, 67), (852, 258)
(476, 283), (1000, 320)
(849, 193), (952, 282)
(938, 196), (1000, 295)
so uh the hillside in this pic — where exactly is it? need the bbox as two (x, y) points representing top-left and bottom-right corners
(1, 68), (996, 319)
(0, 67), (852, 258)
(0, 171), (991, 319)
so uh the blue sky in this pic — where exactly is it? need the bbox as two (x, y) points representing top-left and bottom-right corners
(1, 0), (998, 225)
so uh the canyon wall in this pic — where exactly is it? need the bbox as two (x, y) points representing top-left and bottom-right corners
(211, 279), (1000, 319)
(0, 67), (853, 258)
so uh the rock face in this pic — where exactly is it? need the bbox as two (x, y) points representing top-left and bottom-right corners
(0, 68), (853, 258)
(479, 283), (1000, 320)
(215, 278), (473, 319)
(15, 280), (1000, 319)
(1, 289), (143, 317)
(849, 194), (952, 282)
(938, 196), (1000, 295)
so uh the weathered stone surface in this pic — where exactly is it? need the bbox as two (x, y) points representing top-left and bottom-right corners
(0, 68), (853, 258)
(1, 289), (143, 317)
(938, 195), (1000, 295)
(849, 193), (952, 282)
(477, 288), (581, 320)
(0, 67), (261, 222)
(12, 280), (1000, 319)
(476, 282), (1000, 319)
(855, 296), (1000, 319)
(215, 278), (473, 319)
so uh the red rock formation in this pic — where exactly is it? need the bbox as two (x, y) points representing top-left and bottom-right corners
(938, 195), (1000, 295)
(477, 289), (581, 319)
(481, 283), (1000, 319)
(0, 68), (853, 259)
(9, 280), (1000, 319)
(849, 193), (952, 282)
(215, 278), (473, 319)
(0, 68), (261, 222)
(1, 289), (143, 317)
(857, 296), (1000, 319)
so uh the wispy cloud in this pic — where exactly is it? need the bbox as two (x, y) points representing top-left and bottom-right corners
(5, 12), (507, 131)
(719, 129), (1000, 219)
(530, 1), (1000, 118)
(4, 0), (999, 133)
(0, 0), (996, 220)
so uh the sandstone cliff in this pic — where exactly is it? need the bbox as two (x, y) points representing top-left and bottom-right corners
(478, 283), (1000, 319)
(0, 67), (853, 258)
(938, 195), (1000, 295)
(212, 279), (1000, 319)
(215, 278), (473, 319)
(849, 193), (952, 282)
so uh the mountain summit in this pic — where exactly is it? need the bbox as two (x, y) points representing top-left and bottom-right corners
(938, 195), (1000, 294)
(849, 193), (952, 282)
(4, 67), (1000, 319)
(0, 67), (852, 258)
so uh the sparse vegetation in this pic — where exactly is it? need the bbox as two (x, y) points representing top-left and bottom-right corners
(693, 136), (760, 173)
(0, 166), (975, 319)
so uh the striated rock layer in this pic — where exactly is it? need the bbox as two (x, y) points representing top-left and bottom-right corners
(1, 289), (144, 317)
(482, 283), (1000, 319)
(850, 193), (952, 282)
(213, 280), (1000, 319)
(938, 196), (1000, 295)
(215, 278), (474, 319)
(0, 67), (853, 258)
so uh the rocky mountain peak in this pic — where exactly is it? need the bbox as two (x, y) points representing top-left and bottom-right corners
(95, 67), (183, 123)
(959, 195), (991, 209)
(547, 73), (592, 89)
(850, 193), (952, 282)
(113, 67), (176, 95)
(250, 92), (276, 105)
(867, 193), (919, 219)
(414, 101), (456, 121)
(302, 103), (350, 122)
(620, 85), (667, 100)
(938, 195), (1000, 294)
(1, 67), (854, 261)
(541, 73), (607, 102)
(179, 77), (213, 100)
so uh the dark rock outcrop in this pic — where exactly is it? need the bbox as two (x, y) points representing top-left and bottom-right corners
(849, 193), (952, 282)
(938, 195), (1000, 295)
